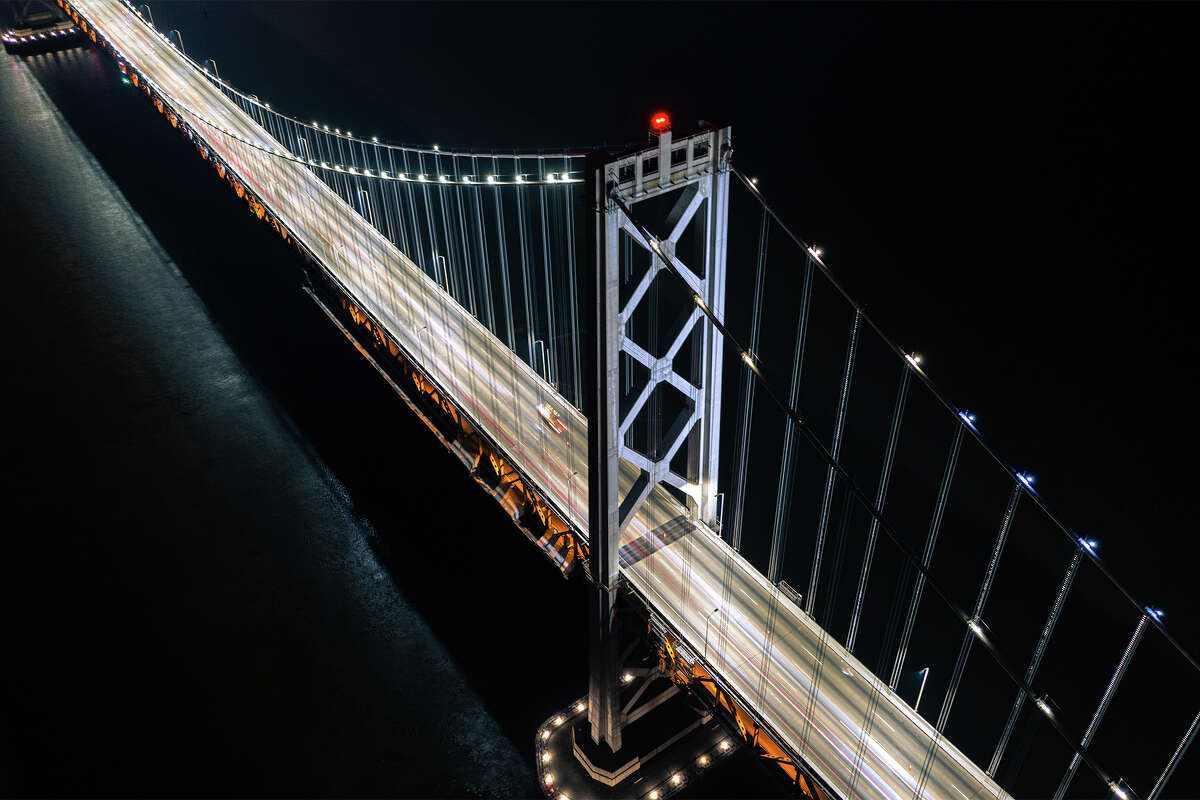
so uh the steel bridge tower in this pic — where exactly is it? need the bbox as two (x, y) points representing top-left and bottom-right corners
(585, 117), (732, 752)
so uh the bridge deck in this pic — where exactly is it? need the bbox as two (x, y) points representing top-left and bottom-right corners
(72, 3), (1009, 797)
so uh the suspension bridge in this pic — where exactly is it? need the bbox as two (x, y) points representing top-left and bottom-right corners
(11, 2), (1200, 798)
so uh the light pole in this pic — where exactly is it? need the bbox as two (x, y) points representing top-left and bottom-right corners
(915, 667), (930, 714)
(703, 607), (720, 662)
(416, 324), (429, 368)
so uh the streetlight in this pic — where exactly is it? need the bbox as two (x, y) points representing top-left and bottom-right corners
(416, 324), (429, 368)
(703, 607), (720, 661)
(914, 667), (930, 713)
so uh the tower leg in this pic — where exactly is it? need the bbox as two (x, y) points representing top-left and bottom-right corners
(587, 583), (622, 750)
(584, 148), (625, 752)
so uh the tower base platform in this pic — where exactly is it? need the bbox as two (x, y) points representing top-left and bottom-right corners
(535, 681), (741, 800)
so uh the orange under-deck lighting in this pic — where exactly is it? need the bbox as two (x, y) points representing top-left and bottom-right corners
(650, 110), (671, 134)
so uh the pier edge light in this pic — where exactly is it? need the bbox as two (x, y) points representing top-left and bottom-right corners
(906, 352), (922, 367)
(1081, 537), (1098, 554)
(1018, 472), (1035, 488)
(649, 110), (671, 134)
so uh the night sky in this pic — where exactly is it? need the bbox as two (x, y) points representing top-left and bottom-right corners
(3, 1), (1199, 797)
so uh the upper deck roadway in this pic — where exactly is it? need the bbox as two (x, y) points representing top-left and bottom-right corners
(72, 2), (1011, 797)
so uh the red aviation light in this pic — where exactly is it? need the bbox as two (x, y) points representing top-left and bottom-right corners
(649, 110), (671, 135)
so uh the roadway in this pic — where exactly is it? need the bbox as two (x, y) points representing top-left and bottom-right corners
(66, 3), (1011, 798)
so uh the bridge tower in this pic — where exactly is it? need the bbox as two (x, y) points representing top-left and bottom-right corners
(584, 116), (732, 754)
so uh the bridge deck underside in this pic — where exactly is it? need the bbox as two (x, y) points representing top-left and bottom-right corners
(71, 3), (1009, 797)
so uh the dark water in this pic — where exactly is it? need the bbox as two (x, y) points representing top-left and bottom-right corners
(0, 42), (536, 796)
(3, 2), (1200, 797)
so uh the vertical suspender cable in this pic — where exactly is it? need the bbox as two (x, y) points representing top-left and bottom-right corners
(766, 253), (815, 581)
(889, 420), (965, 690)
(433, 152), (462, 305)
(515, 158), (537, 367)
(419, 153), (442, 288)
(469, 156), (497, 335)
(453, 180), (478, 318)
(989, 547), (1082, 776)
(805, 309), (861, 614)
(726, 208), (770, 551)
(1149, 709), (1200, 800)
(847, 364), (910, 653)
(1053, 615), (1148, 800)
(564, 173), (582, 408)
(537, 173), (558, 387)
(936, 481), (1021, 733)
(492, 156), (517, 353)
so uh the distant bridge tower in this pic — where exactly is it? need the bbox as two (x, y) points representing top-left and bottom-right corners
(585, 115), (732, 751)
